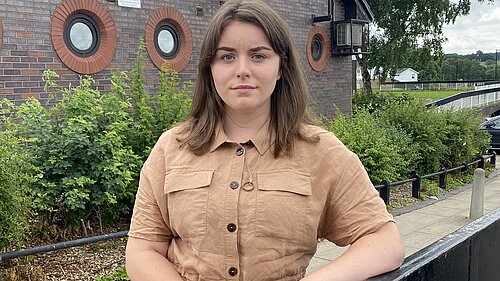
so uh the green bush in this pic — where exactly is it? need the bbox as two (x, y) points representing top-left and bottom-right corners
(439, 109), (490, 168)
(15, 70), (141, 225)
(0, 100), (37, 248)
(379, 99), (448, 175)
(325, 111), (418, 184)
(127, 38), (191, 161)
(3, 40), (192, 228)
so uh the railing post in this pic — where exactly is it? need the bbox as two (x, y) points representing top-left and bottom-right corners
(439, 167), (447, 189)
(469, 168), (485, 220)
(412, 172), (421, 199)
(461, 162), (468, 173)
(380, 179), (390, 205)
(478, 156), (485, 169)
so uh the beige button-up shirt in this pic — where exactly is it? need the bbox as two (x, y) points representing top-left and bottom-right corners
(128, 122), (393, 280)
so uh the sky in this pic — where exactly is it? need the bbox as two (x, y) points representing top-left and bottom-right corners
(443, 0), (500, 55)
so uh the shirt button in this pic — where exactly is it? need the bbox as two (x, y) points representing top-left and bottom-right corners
(235, 147), (244, 156)
(230, 181), (239, 190)
(227, 223), (237, 232)
(228, 267), (238, 276)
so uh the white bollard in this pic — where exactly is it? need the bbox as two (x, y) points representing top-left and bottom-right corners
(469, 168), (485, 220)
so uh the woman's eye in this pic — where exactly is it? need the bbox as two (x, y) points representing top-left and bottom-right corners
(252, 54), (266, 60)
(221, 54), (235, 61)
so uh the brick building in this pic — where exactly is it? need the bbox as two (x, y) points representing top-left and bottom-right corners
(0, 0), (373, 116)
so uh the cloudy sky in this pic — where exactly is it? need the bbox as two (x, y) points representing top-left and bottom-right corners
(443, 1), (500, 55)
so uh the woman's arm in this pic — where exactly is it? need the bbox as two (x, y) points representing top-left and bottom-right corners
(125, 237), (184, 281)
(302, 222), (404, 281)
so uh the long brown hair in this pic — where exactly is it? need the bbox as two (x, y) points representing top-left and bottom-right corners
(179, 0), (318, 157)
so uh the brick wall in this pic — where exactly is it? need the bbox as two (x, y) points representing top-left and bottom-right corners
(0, 0), (353, 116)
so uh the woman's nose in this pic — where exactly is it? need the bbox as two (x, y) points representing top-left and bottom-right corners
(235, 58), (251, 78)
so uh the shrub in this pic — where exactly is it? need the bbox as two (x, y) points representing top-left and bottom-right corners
(379, 99), (448, 175)
(127, 38), (192, 161)
(325, 111), (418, 184)
(15, 70), (141, 225)
(439, 109), (490, 169)
(0, 100), (37, 248)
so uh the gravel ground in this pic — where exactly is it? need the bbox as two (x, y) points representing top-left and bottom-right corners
(1, 239), (126, 281)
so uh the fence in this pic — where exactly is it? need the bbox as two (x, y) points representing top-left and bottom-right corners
(379, 80), (498, 92)
(375, 152), (496, 205)
(0, 153), (497, 262)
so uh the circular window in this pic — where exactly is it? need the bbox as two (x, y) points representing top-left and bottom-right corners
(145, 8), (192, 72)
(154, 23), (180, 59)
(311, 35), (323, 62)
(307, 26), (330, 72)
(64, 14), (100, 57)
(51, 0), (117, 74)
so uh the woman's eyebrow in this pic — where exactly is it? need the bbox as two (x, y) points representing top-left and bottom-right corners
(215, 46), (235, 52)
(214, 46), (273, 52)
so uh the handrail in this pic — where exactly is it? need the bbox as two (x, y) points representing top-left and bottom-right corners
(375, 152), (496, 204)
(0, 231), (128, 261)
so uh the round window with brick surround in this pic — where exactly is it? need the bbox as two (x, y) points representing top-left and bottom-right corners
(51, 0), (117, 74)
(154, 23), (180, 59)
(307, 26), (330, 72)
(145, 8), (192, 72)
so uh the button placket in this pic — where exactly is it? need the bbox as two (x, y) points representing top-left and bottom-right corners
(223, 144), (244, 276)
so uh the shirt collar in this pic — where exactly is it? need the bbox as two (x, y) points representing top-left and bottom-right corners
(209, 121), (274, 155)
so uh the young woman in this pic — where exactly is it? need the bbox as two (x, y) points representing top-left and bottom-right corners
(125, 1), (404, 280)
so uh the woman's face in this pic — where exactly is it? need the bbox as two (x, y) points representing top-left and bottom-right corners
(211, 21), (281, 116)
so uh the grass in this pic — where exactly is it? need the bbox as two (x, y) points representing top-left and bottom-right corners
(377, 89), (472, 101)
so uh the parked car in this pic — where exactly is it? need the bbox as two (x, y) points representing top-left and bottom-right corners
(480, 115), (500, 151)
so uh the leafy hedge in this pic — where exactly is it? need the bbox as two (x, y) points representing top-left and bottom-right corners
(0, 101), (37, 248)
(325, 110), (419, 184)
(341, 92), (491, 182)
(0, 39), (191, 234)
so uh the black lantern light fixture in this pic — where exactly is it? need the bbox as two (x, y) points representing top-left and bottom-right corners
(312, 0), (373, 56)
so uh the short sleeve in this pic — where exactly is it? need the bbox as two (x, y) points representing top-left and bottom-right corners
(128, 135), (174, 242)
(317, 137), (394, 246)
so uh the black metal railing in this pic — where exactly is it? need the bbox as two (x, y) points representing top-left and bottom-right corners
(375, 153), (496, 204)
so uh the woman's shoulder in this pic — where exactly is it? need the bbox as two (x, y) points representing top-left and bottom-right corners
(301, 123), (344, 147)
(154, 122), (189, 148)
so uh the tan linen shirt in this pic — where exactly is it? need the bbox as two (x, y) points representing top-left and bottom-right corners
(128, 122), (393, 280)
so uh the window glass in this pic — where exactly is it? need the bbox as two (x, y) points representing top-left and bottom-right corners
(311, 36), (323, 62)
(70, 22), (93, 51)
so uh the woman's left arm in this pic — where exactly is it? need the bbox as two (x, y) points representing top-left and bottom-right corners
(302, 222), (404, 281)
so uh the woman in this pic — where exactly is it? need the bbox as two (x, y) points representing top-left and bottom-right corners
(125, 0), (404, 280)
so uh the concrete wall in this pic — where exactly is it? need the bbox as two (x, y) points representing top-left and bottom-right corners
(0, 0), (355, 116)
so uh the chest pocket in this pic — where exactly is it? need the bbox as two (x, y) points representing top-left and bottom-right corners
(255, 171), (314, 241)
(164, 169), (214, 238)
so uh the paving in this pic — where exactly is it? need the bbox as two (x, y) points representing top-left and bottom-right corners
(306, 156), (500, 274)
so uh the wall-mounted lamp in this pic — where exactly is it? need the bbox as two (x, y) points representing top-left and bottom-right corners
(332, 19), (369, 56)
(196, 6), (204, 16)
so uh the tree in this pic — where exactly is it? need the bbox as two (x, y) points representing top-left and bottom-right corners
(358, 0), (493, 94)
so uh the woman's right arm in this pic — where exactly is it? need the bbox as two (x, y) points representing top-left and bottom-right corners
(126, 236), (184, 281)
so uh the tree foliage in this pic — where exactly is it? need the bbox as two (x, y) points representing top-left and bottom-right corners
(359, 0), (494, 93)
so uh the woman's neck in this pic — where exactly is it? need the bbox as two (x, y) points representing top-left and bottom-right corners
(223, 110), (270, 143)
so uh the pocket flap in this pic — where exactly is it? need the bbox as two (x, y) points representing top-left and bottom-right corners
(257, 171), (311, 196)
(164, 170), (214, 194)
